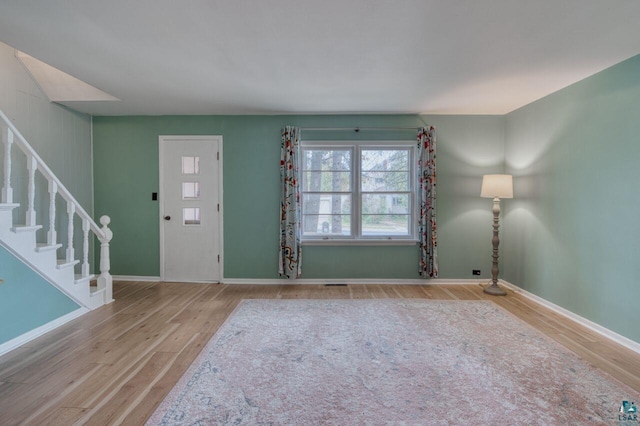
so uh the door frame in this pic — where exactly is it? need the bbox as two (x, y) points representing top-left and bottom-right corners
(158, 135), (224, 283)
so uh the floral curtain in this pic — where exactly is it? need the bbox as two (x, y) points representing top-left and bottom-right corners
(278, 126), (302, 278)
(417, 126), (438, 277)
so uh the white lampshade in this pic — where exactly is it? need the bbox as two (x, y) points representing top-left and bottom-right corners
(481, 174), (513, 199)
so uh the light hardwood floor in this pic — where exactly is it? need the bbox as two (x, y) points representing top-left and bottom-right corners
(1, 281), (639, 425)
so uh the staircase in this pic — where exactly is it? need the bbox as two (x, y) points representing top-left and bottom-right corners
(0, 110), (113, 310)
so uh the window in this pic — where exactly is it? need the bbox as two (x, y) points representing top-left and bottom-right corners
(183, 207), (201, 225)
(301, 142), (415, 243)
(181, 156), (201, 224)
(182, 182), (200, 199)
(182, 156), (200, 175)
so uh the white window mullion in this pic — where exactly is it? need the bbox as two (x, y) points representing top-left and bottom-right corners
(353, 145), (360, 239)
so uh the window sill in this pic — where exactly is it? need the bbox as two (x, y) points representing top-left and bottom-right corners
(302, 239), (418, 246)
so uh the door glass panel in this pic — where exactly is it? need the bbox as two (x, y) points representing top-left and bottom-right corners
(182, 156), (200, 175)
(183, 207), (201, 225)
(182, 182), (200, 199)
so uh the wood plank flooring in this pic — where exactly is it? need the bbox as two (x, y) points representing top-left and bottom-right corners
(1, 281), (639, 425)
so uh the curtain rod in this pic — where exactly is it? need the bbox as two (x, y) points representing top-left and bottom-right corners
(299, 126), (419, 132)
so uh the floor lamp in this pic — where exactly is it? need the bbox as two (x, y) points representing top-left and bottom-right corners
(480, 174), (513, 296)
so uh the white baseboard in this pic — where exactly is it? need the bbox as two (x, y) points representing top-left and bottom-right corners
(110, 276), (485, 286)
(221, 278), (484, 285)
(112, 275), (161, 282)
(0, 307), (89, 357)
(500, 279), (640, 355)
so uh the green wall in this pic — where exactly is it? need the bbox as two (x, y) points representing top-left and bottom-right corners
(504, 54), (640, 343)
(0, 244), (80, 344)
(93, 114), (505, 279)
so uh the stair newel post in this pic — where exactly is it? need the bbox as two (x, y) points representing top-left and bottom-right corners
(66, 201), (75, 263)
(26, 154), (37, 226)
(98, 215), (113, 303)
(82, 218), (90, 277)
(1, 126), (13, 204)
(47, 181), (57, 245)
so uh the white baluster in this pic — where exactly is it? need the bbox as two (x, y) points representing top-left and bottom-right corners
(26, 154), (37, 226)
(2, 126), (13, 204)
(98, 215), (114, 303)
(82, 219), (90, 277)
(66, 202), (75, 263)
(47, 181), (57, 245)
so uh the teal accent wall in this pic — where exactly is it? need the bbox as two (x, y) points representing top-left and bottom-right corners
(504, 54), (640, 343)
(0, 244), (79, 344)
(92, 114), (505, 279)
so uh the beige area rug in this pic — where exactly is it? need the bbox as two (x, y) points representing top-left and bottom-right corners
(147, 299), (639, 425)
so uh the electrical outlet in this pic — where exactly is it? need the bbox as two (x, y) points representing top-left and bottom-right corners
(472, 270), (481, 276)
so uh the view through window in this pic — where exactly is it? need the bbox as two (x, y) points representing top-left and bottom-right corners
(301, 142), (415, 241)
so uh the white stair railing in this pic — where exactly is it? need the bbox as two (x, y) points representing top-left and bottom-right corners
(0, 110), (113, 305)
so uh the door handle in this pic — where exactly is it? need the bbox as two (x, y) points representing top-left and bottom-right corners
(164, 215), (171, 221)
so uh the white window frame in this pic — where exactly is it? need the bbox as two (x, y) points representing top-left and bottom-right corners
(300, 140), (417, 245)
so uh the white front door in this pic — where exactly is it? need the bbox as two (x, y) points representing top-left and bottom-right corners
(159, 136), (222, 282)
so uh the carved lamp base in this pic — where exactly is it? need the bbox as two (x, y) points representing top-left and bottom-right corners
(483, 282), (507, 296)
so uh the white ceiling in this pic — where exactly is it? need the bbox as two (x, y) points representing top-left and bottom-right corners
(1, 0), (639, 116)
